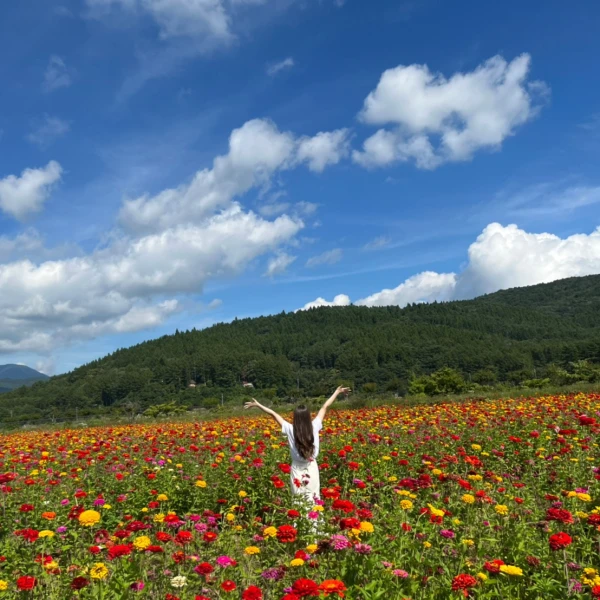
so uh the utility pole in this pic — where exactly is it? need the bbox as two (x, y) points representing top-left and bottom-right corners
(221, 394), (224, 407)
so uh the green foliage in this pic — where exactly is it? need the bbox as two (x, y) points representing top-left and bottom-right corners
(143, 401), (188, 418)
(1, 275), (599, 423)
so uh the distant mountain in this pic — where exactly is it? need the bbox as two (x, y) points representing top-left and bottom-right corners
(0, 275), (599, 420)
(0, 364), (49, 393)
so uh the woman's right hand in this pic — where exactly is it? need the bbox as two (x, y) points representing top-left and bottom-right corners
(336, 386), (351, 395)
(244, 399), (260, 409)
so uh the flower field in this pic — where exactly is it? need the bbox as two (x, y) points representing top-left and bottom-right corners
(1, 393), (600, 599)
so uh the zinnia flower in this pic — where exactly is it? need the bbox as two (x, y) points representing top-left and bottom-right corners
(78, 510), (101, 527)
(549, 532), (572, 550)
(319, 579), (348, 597)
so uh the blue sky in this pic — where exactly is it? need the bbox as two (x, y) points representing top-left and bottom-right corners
(1, 0), (599, 374)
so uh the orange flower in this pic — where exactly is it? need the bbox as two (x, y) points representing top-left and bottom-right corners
(42, 512), (56, 521)
(319, 580), (348, 597)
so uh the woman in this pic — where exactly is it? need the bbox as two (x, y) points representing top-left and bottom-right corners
(244, 386), (350, 504)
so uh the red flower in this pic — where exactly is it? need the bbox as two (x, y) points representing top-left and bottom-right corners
(221, 580), (237, 592)
(451, 574), (477, 592)
(89, 545), (101, 554)
(242, 586), (263, 600)
(203, 532), (218, 543)
(483, 559), (505, 574)
(319, 579), (348, 597)
(19, 504), (34, 512)
(332, 500), (355, 514)
(277, 525), (298, 543)
(156, 532), (172, 542)
(194, 562), (214, 575)
(287, 510), (301, 519)
(549, 532), (572, 551)
(17, 576), (37, 591)
(71, 577), (89, 590)
(592, 585), (600, 598)
(108, 544), (132, 560)
(291, 578), (320, 597)
(546, 508), (574, 524)
(175, 530), (193, 545)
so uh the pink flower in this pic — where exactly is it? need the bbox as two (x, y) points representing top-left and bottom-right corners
(330, 535), (350, 550)
(216, 555), (235, 567)
(393, 570), (409, 578)
(440, 529), (455, 539)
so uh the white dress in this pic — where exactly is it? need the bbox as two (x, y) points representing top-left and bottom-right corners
(281, 418), (322, 503)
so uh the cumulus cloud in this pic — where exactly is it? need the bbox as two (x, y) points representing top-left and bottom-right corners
(0, 206), (301, 353)
(0, 161), (63, 221)
(119, 118), (344, 234)
(267, 57), (295, 76)
(43, 56), (72, 93)
(306, 248), (343, 268)
(299, 223), (600, 310)
(265, 252), (296, 277)
(86, 0), (232, 39)
(353, 54), (548, 169)
(357, 272), (457, 307)
(27, 115), (70, 148)
(300, 294), (351, 311)
(296, 129), (351, 172)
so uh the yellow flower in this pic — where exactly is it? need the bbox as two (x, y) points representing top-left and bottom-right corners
(576, 511), (589, 520)
(423, 541), (432, 548)
(90, 563), (109, 580)
(306, 544), (318, 553)
(477, 572), (488, 581)
(432, 469), (442, 476)
(157, 494), (168, 502)
(452, 518), (462, 526)
(245, 546), (260, 555)
(494, 504), (509, 515)
(238, 490), (247, 498)
(397, 490), (411, 496)
(468, 474), (482, 481)
(462, 494), (475, 504)
(263, 526), (277, 538)
(195, 480), (207, 488)
(234, 525), (243, 532)
(290, 558), (305, 567)
(471, 444), (482, 451)
(312, 505), (324, 512)
(153, 513), (165, 523)
(38, 530), (55, 538)
(360, 521), (374, 533)
(0, 580), (7, 591)
(133, 536), (151, 550)
(428, 504), (444, 517)
(499, 565), (523, 576)
(577, 493), (591, 502)
(44, 560), (59, 570)
(226, 513), (235, 522)
(462, 539), (474, 546)
(102, 504), (111, 510)
(78, 510), (101, 527)
(400, 500), (413, 510)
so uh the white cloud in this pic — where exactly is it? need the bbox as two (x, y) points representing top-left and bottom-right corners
(0, 205), (302, 353)
(27, 115), (70, 148)
(119, 119), (296, 234)
(0, 162), (63, 221)
(296, 129), (351, 172)
(87, 0), (232, 39)
(306, 248), (343, 268)
(300, 294), (351, 311)
(43, 56), (72, 93)
(357, 271), (457, 307)
(363, 235), (391, 251)
(300, 223), (600, 310)
(267, 57), (295, 77)
(265, 252), (296, 277)
(119, 118), (342, 234)
(354, 54), (548, 169)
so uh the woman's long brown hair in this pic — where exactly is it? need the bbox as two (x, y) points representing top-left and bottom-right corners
(293, 405), (315, 461)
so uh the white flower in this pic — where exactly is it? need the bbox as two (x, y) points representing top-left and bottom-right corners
(170, 576), (187, 588)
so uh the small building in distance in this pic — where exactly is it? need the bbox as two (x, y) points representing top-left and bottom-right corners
(242, 381), (254, 389)
(188, 381), (196, 388)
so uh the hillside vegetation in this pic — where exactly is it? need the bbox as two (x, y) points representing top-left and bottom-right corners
(1, 275), (599, 424)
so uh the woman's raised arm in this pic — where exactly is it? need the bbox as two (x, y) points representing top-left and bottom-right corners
(316, 386), (351, 423)
(244, 398), (288, 429)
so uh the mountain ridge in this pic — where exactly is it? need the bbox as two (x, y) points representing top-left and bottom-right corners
(0, 274), (599, 422)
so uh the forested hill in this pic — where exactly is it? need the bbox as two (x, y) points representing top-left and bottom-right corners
(2, 275), (600, 423)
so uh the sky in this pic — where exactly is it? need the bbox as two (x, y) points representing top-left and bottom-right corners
(1, 0), (600, 375)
